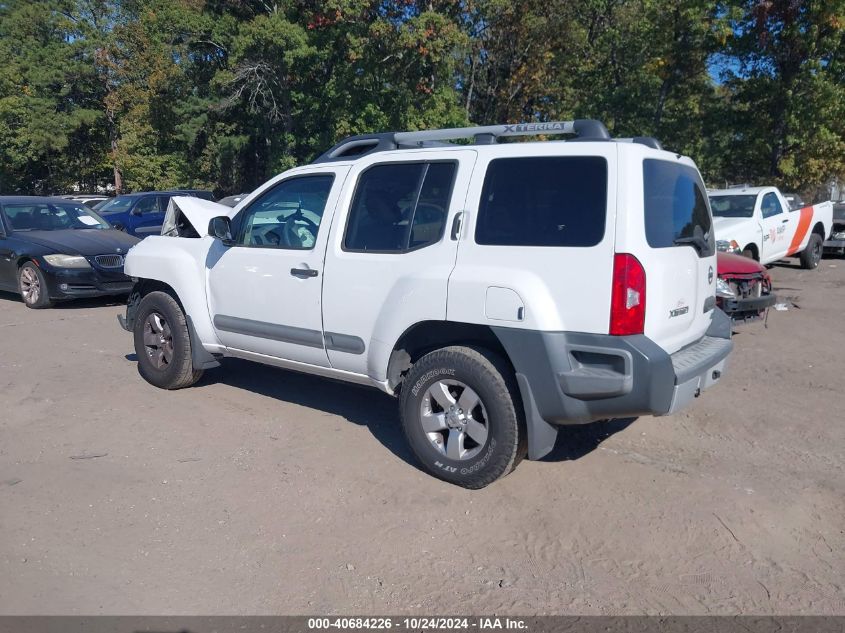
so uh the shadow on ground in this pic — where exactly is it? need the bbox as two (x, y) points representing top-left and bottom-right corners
(541, 417), (638, 462)
(124, 354), (636, 471)
(194, 358), (417, 468)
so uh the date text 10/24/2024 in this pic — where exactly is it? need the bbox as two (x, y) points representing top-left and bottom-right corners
(307, 617), (528, 630)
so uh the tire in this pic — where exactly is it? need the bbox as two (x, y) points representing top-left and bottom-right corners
(400, 345), (526, 489)
(742, 247), (756, 261)
(18, 262), (53, 309)
(133, 291), (203, 389)
(799, 233), (823, 269)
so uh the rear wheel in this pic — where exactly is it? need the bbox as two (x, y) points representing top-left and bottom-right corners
(399, 346), (526, 489)
(18, 262), (53, 309)
(742, 246), (757, 261)
(799, 234), (822, 269)
(133, 291), (203, 389)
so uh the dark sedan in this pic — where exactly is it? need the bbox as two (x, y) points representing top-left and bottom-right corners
(0, 197), (140, 308)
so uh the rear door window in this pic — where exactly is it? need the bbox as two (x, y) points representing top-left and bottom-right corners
(344, 162), (456, 253)
(643, 159), (714, 256)
(475, 157), (607, 247)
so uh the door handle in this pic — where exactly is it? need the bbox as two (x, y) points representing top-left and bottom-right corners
(450, 212), (464, 240)
(290, 267), (318, 278)
(782, 219), (789, 224)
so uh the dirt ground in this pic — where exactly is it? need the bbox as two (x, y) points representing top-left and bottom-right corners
(0, 259), (843, 616)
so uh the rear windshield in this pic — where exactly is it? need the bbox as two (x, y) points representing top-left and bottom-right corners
(643, 159), (714, 256)
(475, 156), (607, 247)
(709, 194), (756, 218)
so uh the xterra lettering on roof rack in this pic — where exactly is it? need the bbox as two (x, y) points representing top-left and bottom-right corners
(501, 122), (570, 133)
(314, 119), (663, 163)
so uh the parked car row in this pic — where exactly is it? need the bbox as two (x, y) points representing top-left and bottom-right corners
(705, 185), (836, 321)
(709, 185), (832, 269)
(0, 188), (223, 307)
(0, 121), (837, 487)
(0, 197), (139, 308)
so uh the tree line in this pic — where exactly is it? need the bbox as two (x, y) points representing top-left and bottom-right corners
(0, 0), (843, 198)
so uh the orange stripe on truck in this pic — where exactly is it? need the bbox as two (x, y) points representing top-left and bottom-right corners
(787, 206), (814, 256)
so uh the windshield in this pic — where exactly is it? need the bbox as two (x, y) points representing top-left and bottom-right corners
(709, 195), (756, 218)
(97, 196), (135, 213)
(3, 202), (111, 231)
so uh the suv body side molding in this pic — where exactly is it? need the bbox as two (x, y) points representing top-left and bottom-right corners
(213, 314), (365, 355)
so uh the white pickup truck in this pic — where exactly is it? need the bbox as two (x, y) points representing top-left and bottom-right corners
(708, 186), (833, 268)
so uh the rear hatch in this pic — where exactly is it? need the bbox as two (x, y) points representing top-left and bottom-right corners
(621, 153), (716, 354)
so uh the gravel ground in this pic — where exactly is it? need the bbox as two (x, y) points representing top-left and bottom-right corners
(0, 259), (843, 615)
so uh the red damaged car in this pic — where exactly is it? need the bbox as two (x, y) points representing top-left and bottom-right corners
(716, 252), (776, 320)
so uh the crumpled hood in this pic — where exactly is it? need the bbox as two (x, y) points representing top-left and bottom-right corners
(20, 229), (140, 256)
(163, 196), (235, 237)
(717, 251), (765, 275)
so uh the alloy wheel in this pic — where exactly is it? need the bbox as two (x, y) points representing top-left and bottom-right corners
(419, 379), (489, 460)
(20, 267), (40, 305)
(143, 312), (174, 370)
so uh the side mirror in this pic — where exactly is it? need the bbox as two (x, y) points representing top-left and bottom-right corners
(209, 216), (234, 244)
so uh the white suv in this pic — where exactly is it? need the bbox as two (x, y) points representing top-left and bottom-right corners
(119, 120), (732, 488)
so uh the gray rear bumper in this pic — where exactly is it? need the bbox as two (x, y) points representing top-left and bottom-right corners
(493, 309), (733, 459)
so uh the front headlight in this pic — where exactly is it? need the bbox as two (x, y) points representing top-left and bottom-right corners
(833, 231), (845, 240)
(42, 254), (90, 269)
(716, 239), (741, 254)
(716, 277), (736, 299)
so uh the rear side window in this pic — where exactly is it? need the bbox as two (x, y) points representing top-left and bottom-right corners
(643, 159), (714, 255)
(344, 162), (456, 253)
(475, 157), (607, 247)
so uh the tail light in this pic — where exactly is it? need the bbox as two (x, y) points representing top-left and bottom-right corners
(610, 253), (646, 335)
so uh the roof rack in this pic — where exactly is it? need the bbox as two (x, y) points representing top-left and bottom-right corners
(314, 119), (613, 163)
(615, 136), (664, 151)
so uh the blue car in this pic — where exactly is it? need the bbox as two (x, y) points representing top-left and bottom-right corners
(97, 190), (214, 237)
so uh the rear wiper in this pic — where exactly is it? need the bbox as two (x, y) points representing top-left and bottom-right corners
(674, 234), (709, 252)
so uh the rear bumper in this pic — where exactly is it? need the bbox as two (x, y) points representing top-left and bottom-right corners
(493, 309), (733, 459)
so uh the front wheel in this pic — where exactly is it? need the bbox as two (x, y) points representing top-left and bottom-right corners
(18, 262), (53, 309)
(133, 291), (203, 389)
(799, 234), (822, 269)
(400, 346), (526, 489)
